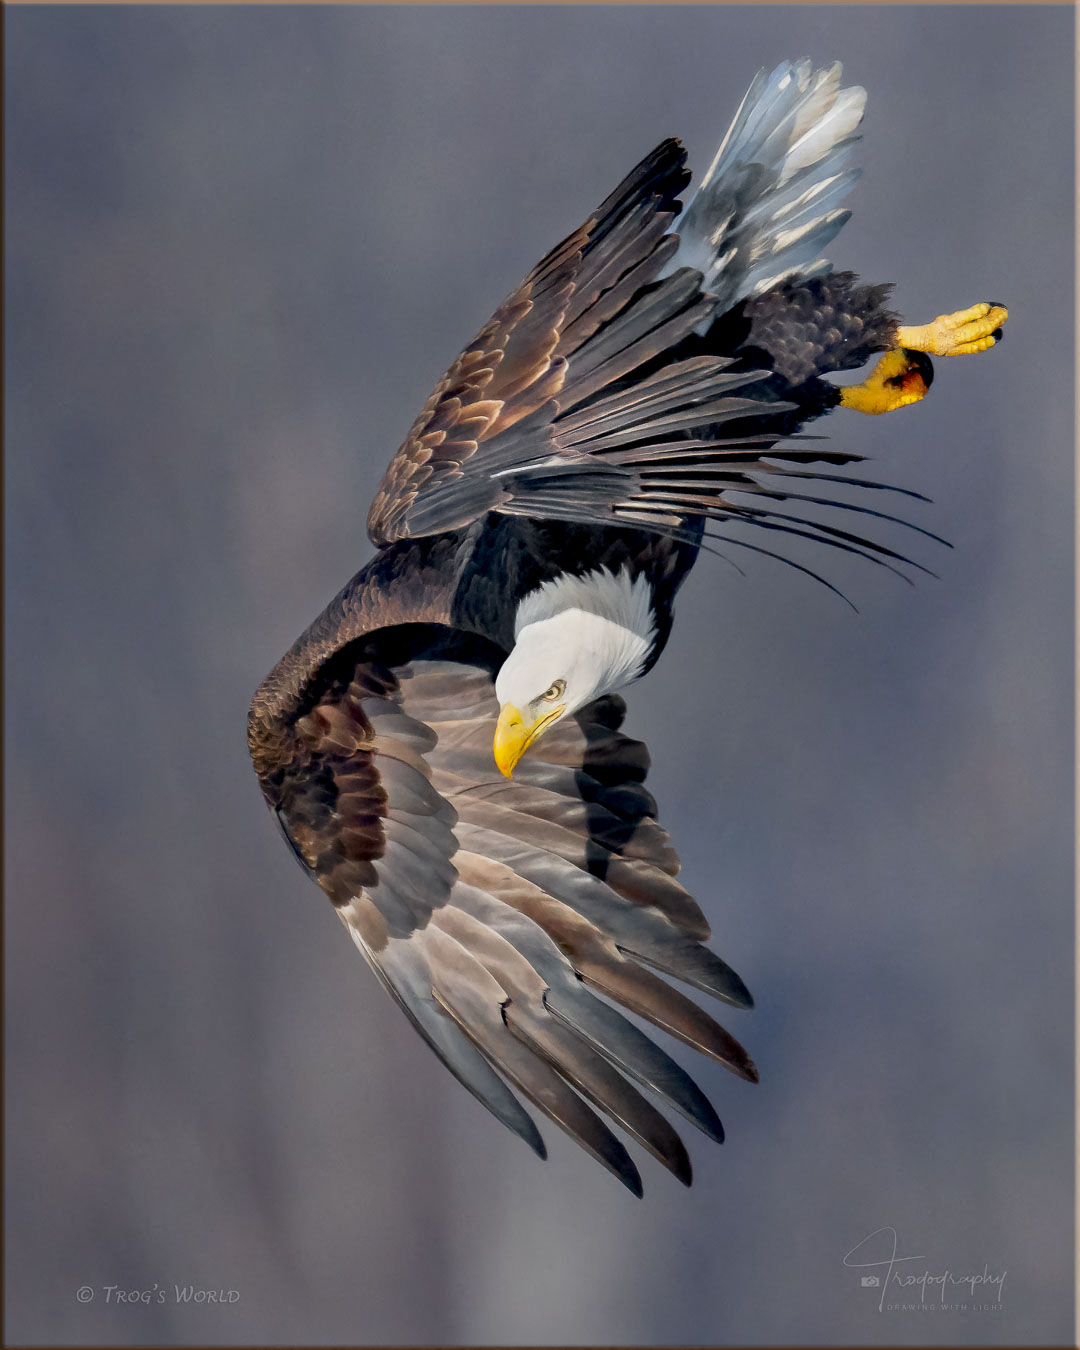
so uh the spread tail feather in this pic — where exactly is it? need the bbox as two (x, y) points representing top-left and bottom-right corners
(669, 59), (867, 316)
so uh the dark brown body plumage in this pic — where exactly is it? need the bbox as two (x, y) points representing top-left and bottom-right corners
(735, 271), (899, 386)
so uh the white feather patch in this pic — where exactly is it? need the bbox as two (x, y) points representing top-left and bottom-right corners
(514, 565), (656, 641)
(663, 58), (867, 319)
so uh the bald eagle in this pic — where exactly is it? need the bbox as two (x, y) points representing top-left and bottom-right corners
(248, 60), (1006, 1195)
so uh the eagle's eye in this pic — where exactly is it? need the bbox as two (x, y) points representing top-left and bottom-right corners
(540, 679), (566, 702)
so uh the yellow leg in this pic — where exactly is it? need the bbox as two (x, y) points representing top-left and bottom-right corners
(897, 301), (1008, 357)
(839, 347), (934, 416)
(840, 300), (1007, 416)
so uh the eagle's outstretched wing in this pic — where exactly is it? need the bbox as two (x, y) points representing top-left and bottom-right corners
(366, 63), (887, 558)
(365, 137), (711, 546)
(272, 632), (755, 1194)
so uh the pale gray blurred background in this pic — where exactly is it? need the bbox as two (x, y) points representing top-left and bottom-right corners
(5, 5), (1074, 1346)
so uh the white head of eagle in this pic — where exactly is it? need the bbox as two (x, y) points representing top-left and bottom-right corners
(492, 565), (657, 776)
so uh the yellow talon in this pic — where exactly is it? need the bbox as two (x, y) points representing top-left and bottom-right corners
(897, 302), (1008, 357)
(839, 347), (934, 416)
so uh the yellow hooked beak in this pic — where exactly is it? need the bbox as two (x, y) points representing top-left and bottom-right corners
(493, 703), (565, 778)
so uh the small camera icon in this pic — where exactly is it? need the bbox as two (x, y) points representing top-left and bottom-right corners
(861, 1276), (880, 1287)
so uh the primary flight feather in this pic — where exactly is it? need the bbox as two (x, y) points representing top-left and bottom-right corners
(248, 59), (1006, 1195)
